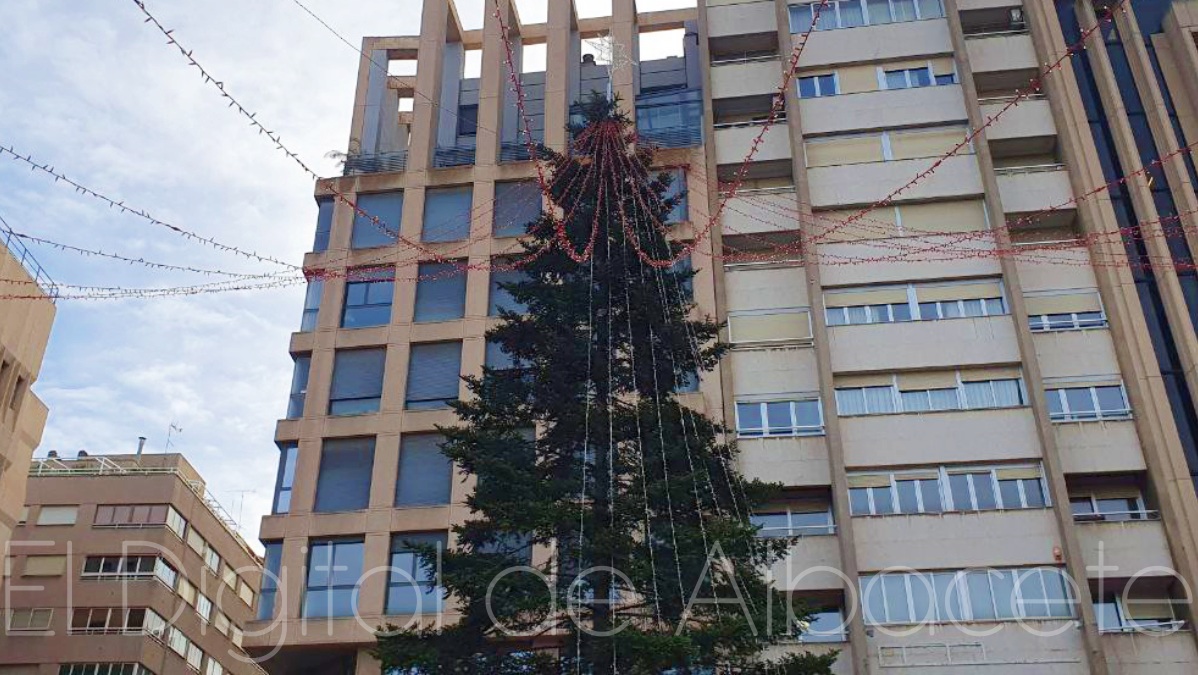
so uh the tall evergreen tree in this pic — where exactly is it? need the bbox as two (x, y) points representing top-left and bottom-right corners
(374, 97), (838, 674)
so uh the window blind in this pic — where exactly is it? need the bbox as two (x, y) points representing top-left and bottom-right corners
(896, 371), (958, 390)
(330, 349), (387, 401)
(916, 280), (1003, 302)
(351, 192), (403, 249)
(405, 342), (462, 409)
(825, 287), (908, 307)
(422, 186), (473, 243)
(396, 435), (453, 506)
(1024, 292), (1102, 315)
(898, 200), (987, 234)
(414, 262), (468, 322)
(314, 437), (376, 513)
(729, 310), (812, 342)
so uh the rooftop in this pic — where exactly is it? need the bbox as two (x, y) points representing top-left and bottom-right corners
(1, 220), (57, 300)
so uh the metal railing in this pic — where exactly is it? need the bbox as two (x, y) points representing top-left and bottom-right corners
(30, 457), (257, 560)
(710, 53), (781, 66)
(1100, 619), (1186, 633)
(637, 125), (703, 148)
(499, 142), (551, 164)
(1073, 509), (1161, 523)
(433, 145), (476, 168)
(342, 150), (408, 175)
(1, 222), (58, 300)
(994, 163), (1066, 176)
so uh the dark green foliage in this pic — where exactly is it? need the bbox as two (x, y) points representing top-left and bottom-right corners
(373, 96), (838, 675)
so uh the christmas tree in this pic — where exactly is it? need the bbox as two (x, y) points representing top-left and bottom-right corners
(373, 96), (838, 674)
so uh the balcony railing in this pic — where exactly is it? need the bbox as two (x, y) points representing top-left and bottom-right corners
(342, 150), (408, 175)
(499, 142), (552, 164)
(1074, 509), (1161, 523)
(636, 88), (704, 149)
(433, 145), (476, 168)
(1, 224), (57, 301)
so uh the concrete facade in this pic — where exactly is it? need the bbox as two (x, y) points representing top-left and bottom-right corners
(250, 1), (1198, 673)
(0, 453), (264, 675)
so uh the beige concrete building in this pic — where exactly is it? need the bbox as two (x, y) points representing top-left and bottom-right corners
(250, 0), (1198, 673)
(0, 453), (263, 675)
(0, 231), (55, 562)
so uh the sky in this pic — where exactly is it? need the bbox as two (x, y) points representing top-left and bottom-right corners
(0, 0), (693, 550)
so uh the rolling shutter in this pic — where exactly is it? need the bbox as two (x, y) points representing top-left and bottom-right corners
(414, 262), (468, 322)
(405, 342), (462, 408)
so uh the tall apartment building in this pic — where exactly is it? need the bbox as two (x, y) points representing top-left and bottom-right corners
(0, 453), (263, 675)
(0, 230), (55, 558)
(250, 1), (1198, 673)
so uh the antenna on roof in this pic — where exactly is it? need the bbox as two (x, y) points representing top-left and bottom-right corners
(165, 421), (183, 452)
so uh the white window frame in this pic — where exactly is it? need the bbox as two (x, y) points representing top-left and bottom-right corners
(166, 507), (187, 539)
(794, 0), (945, 32)
(7, 607), (53, 632)
(1046, 384), (1131, 422)
(1095, 594), (1181, 632)
(196, 594), (213, 623)
(798, 72), (840, 98)
(734, 397), (825, 437)
(203, 545), (221, 574)
(850, 464), (1049, 516)
(1028, 310), (1108, 331)
(1070, 492), (1155, 522)
(862, 567), (1074, 625)
(825, 280), (1007, 326)
(751, 507), (836, 537)
(836, 372), (1025, 417)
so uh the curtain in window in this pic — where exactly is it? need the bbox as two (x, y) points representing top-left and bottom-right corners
(835, 389), (867, 415)
(991, 379), (1022, 407)
(863, 386), (896, 413)
(396, 435), (453, 506)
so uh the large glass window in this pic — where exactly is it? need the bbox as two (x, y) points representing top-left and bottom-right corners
(314, 437), (375, 513)
(750, 507), (834, 537)
(93, 504), (171, 528)
(794, 607), (847, 642)
(329, 348), (387, 415)
(798, 74), (838, 99)
(414, 262), (468, 322)
(861, 567), (1073, 624)
(300, 279), (323, 332)
(792, 0), (941, 31)
(1046, 385), (1131, 421)
(273, 443), (298, 514)
(351, 192), (403, 249)
(405, 342), (462, 409)
(1094, 590), (1179, 632)
(313, 197), (334, 252)
(395, 434), (453, 507)
(849, 465), (1046, 516)
(259, 541), (283, 621)
(489, 267), (531, 316)
(1070, 490), (1151, 522)
(303, 538), (365, 618)
(287, 354), (310, 419)
(493, 181), (542, 237)
(663, 168), (689, 223)
(422, 186), (473, 243)
(735, 399), (823, 437)
(386, 533), (447, 614)
(342, 268), (395, 328)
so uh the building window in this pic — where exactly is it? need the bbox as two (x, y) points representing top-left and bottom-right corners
(837, 371), (1025, 416)
(286, 354), (310, 419)
(35, 505), (79, 526)
(314, 437), (376, 513)
(662, 168), (689, 224)
(154, 559), (178, 589)
(489, 267), (530, 316)
(861, 567), (1073, 624)
(303, 538), (365, 618)
(272, 443), (298, 514)
(794, 606), (847, 642)
(798, 73), (838, 98)
(790, 0), (944, 32)
(395, 434), (453, 507)
(299, 279), (323, 332)
(848, 464), (1047, 516)
(735, 398), (824, 437)
(1094, 591), (1180, 632)
(414, 262), (468, 322)
(883, 67), (932, 89)
(834, 385), (898, 415)
(493, 181), (542, 237)
(457, 104), (479, 137)
(422, 186), (473, 243)
(58, 665), (157, 675)
(203, 546), (221, 574)
(94, 505), (170, 529)
(404, 342), (462, 409)
(196, 594), (213, 623)
(205, 660), (225, 675)
(329, 348), (387, 415)
(69, 608), (165, 636)
(1025, 290), (1106, 331)
(166, 507), (186, 538)
(259, 541), (283, 621)
(1070, 491), (1153, 522)
(81, 555), (157, 580)
(22, 555), (67, 577)
(386, 533), (447, 614)
(7, 607), (53, 632)
(313, 197), (334, 252)
(342, 267), (395, 328)
(351, 191), (403, 249)
(825, 280), (1005, 325)
(750, 507), (834, 537)
(485, 339), (518, 371)
(1046, 384), (1131, 421)
(1029, 311), (1107, 331)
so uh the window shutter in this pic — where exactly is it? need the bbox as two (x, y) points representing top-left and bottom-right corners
(414, 263), (468, 322)
(805, 135), (884, 167)
(994, 467), (1042, 480)
(35, 506), (78, 526)
(396, 435), (453, 506)
(422, 186), (473, 243)
(22, 555), (67, 576)
(835, 374), (894, 388)
(314, 437), (376, 512)
(824, 287), (908, 307)
(897, 200), (987, 234)
(493, 181), (541, 237)
(896, 371), (958, 390)
(729, 310), (812, 342)
(1044, 377), (1122, 390)
(330, 349), (387, 401)
(1024, 292), (1102, 315)
(812, 206), (900, 242)
(959, 367), (1022, 382)
(847, 474), (892, 488)
(888, 127), (968, 161)
(916, 280), (1003, 302)
(405, 342), (463, 408)
(351, 192), (403, 249)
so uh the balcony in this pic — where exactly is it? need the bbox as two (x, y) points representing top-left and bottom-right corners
(854, 509), (1058, 571)
(866, 624), (1086, 670)
(1103, 631), (1198, 670)
(966, 31), (1039, 92)
(341, 150), (408, 175)
(981, 96), (1058, 159)
(432, 145), (475, 168)
(498, 142), (551, 164)
(636, 89), (703, 149)
(818, 237), (1003, 287)
(1076, 518), (1174, 578)
(1056, 420), (1147, 474)
(769, 534), (843, 591)
(708, 0), (777, 38)
(841, 407), (1041, 468)
(799, 85), (967, 136)
(739, 436), (831, 487)
(996, 164), (1073, 214)
(828, 315), (1020, 374)
(715, 120), (791, 165)
(806, 154), (982, 209)
(711, 57), (782, 100)
(729, 345), (821, 396)
(800, 19), (953, 70)
(720, 188), (800, 236)
(1015, 246), (1097, 291)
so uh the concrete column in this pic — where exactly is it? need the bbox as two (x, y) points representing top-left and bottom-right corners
(543, 0), (577, 151)
(476, 0), (509, 167)
(408, 0), (452, 172)
(611, 0), (639, 117)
